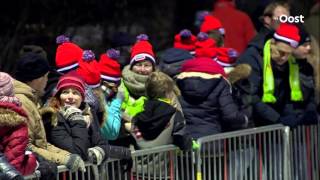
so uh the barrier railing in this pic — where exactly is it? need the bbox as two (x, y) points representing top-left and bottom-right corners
(23, 123), (319, 180)
(290, 123), (320, 180)
(195, 124), (291, 180)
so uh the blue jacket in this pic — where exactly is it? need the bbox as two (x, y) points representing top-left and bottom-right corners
(100, 98), (122, 140)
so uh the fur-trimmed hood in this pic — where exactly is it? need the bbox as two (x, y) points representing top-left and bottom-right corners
(0, 102), (27, 127)
(227, 64), (252, 84)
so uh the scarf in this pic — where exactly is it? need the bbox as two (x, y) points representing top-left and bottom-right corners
(262, 39), (303, 103)
(133, 99), (176, 140)
(122, 65), (149, 98)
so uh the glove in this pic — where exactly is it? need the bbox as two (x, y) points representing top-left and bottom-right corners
(116, 91), (125, 102)
(301, 111), (319, 125)
(106, 145), (132, 173)
(88, 146), (105, 165)
(279, 114), (301, 128)
(192, 140), (200, 150)
(62, 106), (85, 123)
(66, 154), (86, 172)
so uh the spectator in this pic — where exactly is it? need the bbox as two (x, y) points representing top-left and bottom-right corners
(131, 71), (192, 150)
(46, 73), (131, 167)
(212, 0), (256, 54)
(199, 12), (225, 47)
(114, 34), (157, 147)
(173, 29), (197, 55)
(0, 72), (37, 176)
(98, 49), (123, 140)
(304, 1), (320, 43)
(13, 53), (85, 175)
(0, 152), (23, 180)
(237, 23), (318, 127)
(176, 57), (248, 139)
(248, 1), (290, 52)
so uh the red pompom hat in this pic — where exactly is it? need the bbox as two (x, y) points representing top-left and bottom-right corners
(214, 48), (238, 67)
(200, 15), (225, 35)
(195, 32), (217, 58)
(55, 35), (83, 74)
(76, 50), (101, 88)
(55, 72), (86, 99)
(130, 34), (156, 67)
(99, 49), (121, 83)
(174, 29), (197, 53)
(273, 23), (301, 48)
(181, 57), (226, 77)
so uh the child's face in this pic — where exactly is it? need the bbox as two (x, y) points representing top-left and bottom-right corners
(101, 81), (119, 99)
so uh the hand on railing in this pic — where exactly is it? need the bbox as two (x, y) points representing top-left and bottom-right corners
(279, 114), (300, 128)
(88, 146), (105, 166)
(66, 154), (86, 172)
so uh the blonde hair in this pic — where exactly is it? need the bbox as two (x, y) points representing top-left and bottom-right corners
(145, 71), (180, 99)
(307, 36), (320, 104)
(262, 1), (290, 17)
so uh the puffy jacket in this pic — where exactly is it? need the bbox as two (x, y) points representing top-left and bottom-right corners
(13, 80), (71, 165)
(176, 72), (247, 139)
(0, 102), (37, 175)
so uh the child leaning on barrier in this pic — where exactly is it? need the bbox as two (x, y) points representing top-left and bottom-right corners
(45, 72), (132, 168)
(131, 71), (193, 150)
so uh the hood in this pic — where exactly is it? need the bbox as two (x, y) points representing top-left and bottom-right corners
(228, 64), (252, 84)
(13, 80), (38, 102)
(248, 27), (274, 51)
(177, 72), (222, 102)
(0, 103), (27, 127)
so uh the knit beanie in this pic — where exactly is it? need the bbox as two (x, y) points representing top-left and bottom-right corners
(98, 49), (121, 83)
(174, 29), (197, 53)
(181, 57), (226, 77)
(76, 50), (101, 88)
(55, 35), (83, 73)
(273, 23), (300, 48)
(0, 72), (14, 96)
(130, 34), (156, 68)
(15, 52), (50, 82)
(195, 32), (217, 58)
(54, 72), (86, 99)
(200, 14), (225, 35)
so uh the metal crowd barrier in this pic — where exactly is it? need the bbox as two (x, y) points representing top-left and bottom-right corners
(23, 123), (319, 180)
(195, 124), (291, 180)
(290, 123), (320, 180)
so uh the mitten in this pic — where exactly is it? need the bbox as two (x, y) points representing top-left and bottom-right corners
(66, 154), (86, 172)
(62, 106), (85, 123)
(88, 146), (105, 165)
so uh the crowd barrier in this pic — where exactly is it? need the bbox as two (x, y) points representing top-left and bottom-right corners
(23, 123), (319, 180)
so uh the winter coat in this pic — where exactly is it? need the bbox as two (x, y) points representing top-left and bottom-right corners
(176, 72), (248, 139)
(237, 41), (317, 125)
(247, 26), (274, 52)
(0, 152), (22, 180)
(131, 99), (191, 150)
(47, 104), (109, 161)
(0, 102), (37, 175)
(212, 1), (256, 54)
(100, 98), (122, 140)
(13, 80), (71, 165)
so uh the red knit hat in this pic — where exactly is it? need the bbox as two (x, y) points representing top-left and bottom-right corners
(55, 72), (86, 99)
(130, 34), (156, 66)
(195, 32), (217, 58)
(273, 23), (301, 48)
(200, 15), (225, 35)
(174, 29), (197, 52)
(76, 50), (101, 88)
(181, 57), (226, 77)
(99, 49), (121, 83)
(214, 48), (238, 67)
(55, 35), (83, 73)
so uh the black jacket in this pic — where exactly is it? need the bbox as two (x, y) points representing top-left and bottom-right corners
(177, 73), (247, 139)
(48, 105), (109, 161)
(237, 42), (317, 126)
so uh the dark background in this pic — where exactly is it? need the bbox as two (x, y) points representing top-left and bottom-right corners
(0, 0), (316, 73)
